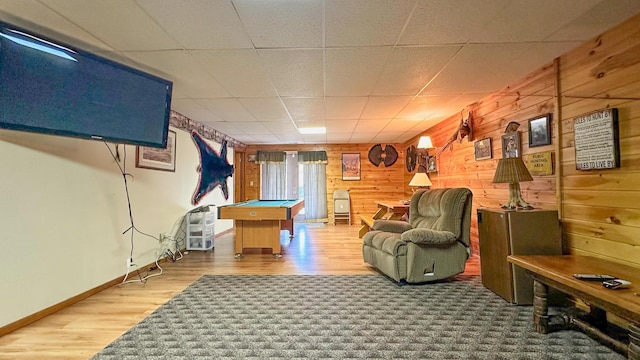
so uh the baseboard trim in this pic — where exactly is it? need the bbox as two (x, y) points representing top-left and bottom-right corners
(0, 259), (163, 337)
(1, 229), (233, 337)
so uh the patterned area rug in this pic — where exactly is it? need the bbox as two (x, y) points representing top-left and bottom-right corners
(92, 275), (624, 359)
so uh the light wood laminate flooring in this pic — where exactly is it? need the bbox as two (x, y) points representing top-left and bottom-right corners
(0, 223), (479, 360)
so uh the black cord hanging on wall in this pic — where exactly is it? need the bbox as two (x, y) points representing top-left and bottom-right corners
(368, 144), (398, 167)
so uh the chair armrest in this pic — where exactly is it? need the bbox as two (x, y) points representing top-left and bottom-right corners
(401, 228), (457, 245)
(372, 219), (413, 234)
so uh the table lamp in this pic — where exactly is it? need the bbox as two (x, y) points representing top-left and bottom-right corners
(409, 172), (432, 190)
(492, 157), (533, 210)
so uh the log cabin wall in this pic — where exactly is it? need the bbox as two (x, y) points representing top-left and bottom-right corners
(243, 144), (406, 224)
(557, 14), (640, 267)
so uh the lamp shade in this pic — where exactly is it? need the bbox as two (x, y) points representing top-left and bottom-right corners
(492, 157), (533, 183)
(417, 136), (434, 149)
(409, 172), (432, 187)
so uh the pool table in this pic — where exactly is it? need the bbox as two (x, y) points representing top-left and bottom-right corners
(217, 199), (304, 258)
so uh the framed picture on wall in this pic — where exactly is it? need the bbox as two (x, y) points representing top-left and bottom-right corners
(136, 130), (176, 172)
(528, 114), (552, 147)
(501, 132), (521, 158)
(427, 156), (438, 173)
(342, 153), (361, 180)
(474, 137), (492, 161)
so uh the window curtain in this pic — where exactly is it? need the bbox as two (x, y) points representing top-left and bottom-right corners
(299, 151), (328, 222)
(258, 151), (286, 200)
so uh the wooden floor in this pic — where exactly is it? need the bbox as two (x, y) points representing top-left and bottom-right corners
(0, 223), (479, 360)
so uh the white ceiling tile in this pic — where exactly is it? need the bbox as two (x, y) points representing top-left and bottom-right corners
(233, 0), (323, 48)
(302, 134), (327, 143)
(195, 99), (256, 122)
(238, 98), (291, 122)
(276, 133), (305, 143)
(395, 96), (448, 119)
(326, 133), (353, 143)
(423, 43), (534, 95)
(191, 49), (276, 97)
(325, 0), (415, 46)
(395, 132), (421, 143)
(0, 0), (114, 52)
(348, 132), (378, 143)
(413, 117), (449, 133)
(41, 0), (181, 50)
(383, 119), (423, 132)
(360, 96), (412, 119)
(258, 49), (324, 97)
(255, 134), (282, 143)
(125, 50), (231, 98)
(325, 47), (393, 96)
(546, 0), (640, 41)
(203, 121), (246, 136)
(239, 122), (271, 135)
(326, 120), (358, 133)
(373, 46), (461, 96)
(471, 0), (602, 43)
(354, 119), (391, 133)
(136, 0), (253, 49)
(293, 119), (327, 129)
(325, 97), (368, 119)
(259, 121), (298, 133)
(282, 98), (325, 121)
(373, 131), (405, 143)
(171, 99), (222, 124)
(399, 0), (509, 45)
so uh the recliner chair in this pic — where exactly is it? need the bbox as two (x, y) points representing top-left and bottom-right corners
(362, 188), (473, 284)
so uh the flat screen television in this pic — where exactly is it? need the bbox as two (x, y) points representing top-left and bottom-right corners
(0, 21), (173, 148)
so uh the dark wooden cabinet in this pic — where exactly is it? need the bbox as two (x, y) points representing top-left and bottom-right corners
(477, 208), (562, 305)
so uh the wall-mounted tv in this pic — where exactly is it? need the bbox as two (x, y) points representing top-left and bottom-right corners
(0, 21), (172, 148)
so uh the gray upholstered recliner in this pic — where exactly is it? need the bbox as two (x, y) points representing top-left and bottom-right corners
(362, 188), (473, 284)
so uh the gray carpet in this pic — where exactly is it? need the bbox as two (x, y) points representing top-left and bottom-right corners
(91, 274), (625, 359)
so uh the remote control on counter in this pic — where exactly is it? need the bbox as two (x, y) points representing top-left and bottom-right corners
(572, 274), (615, 281)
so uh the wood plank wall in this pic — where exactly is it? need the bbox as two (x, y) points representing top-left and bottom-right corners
(557, 14), (640, 267)
(242, 144), (407, 225)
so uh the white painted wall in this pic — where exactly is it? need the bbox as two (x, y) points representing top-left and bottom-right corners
(0, 126), (233, 327)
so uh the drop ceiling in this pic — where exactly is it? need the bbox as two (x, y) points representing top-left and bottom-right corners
(1, 0), (639, 145)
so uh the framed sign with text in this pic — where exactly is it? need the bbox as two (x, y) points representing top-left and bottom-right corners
(573, 108), (620, 170)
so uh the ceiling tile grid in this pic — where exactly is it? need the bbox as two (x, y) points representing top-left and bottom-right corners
(1, 0), (639, 144)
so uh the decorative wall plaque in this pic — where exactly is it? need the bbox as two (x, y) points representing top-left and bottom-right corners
(573, 108), (620, 170)
(368, 144), (398, 167)
(524, 151), (553, 176)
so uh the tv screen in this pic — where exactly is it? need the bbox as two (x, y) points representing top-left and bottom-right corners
(0, 21), (172, 148)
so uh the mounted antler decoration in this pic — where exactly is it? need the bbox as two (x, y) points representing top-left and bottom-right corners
(435, 110), (474, 157)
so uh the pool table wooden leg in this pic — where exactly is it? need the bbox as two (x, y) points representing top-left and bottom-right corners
(280, 218), (295, 238)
